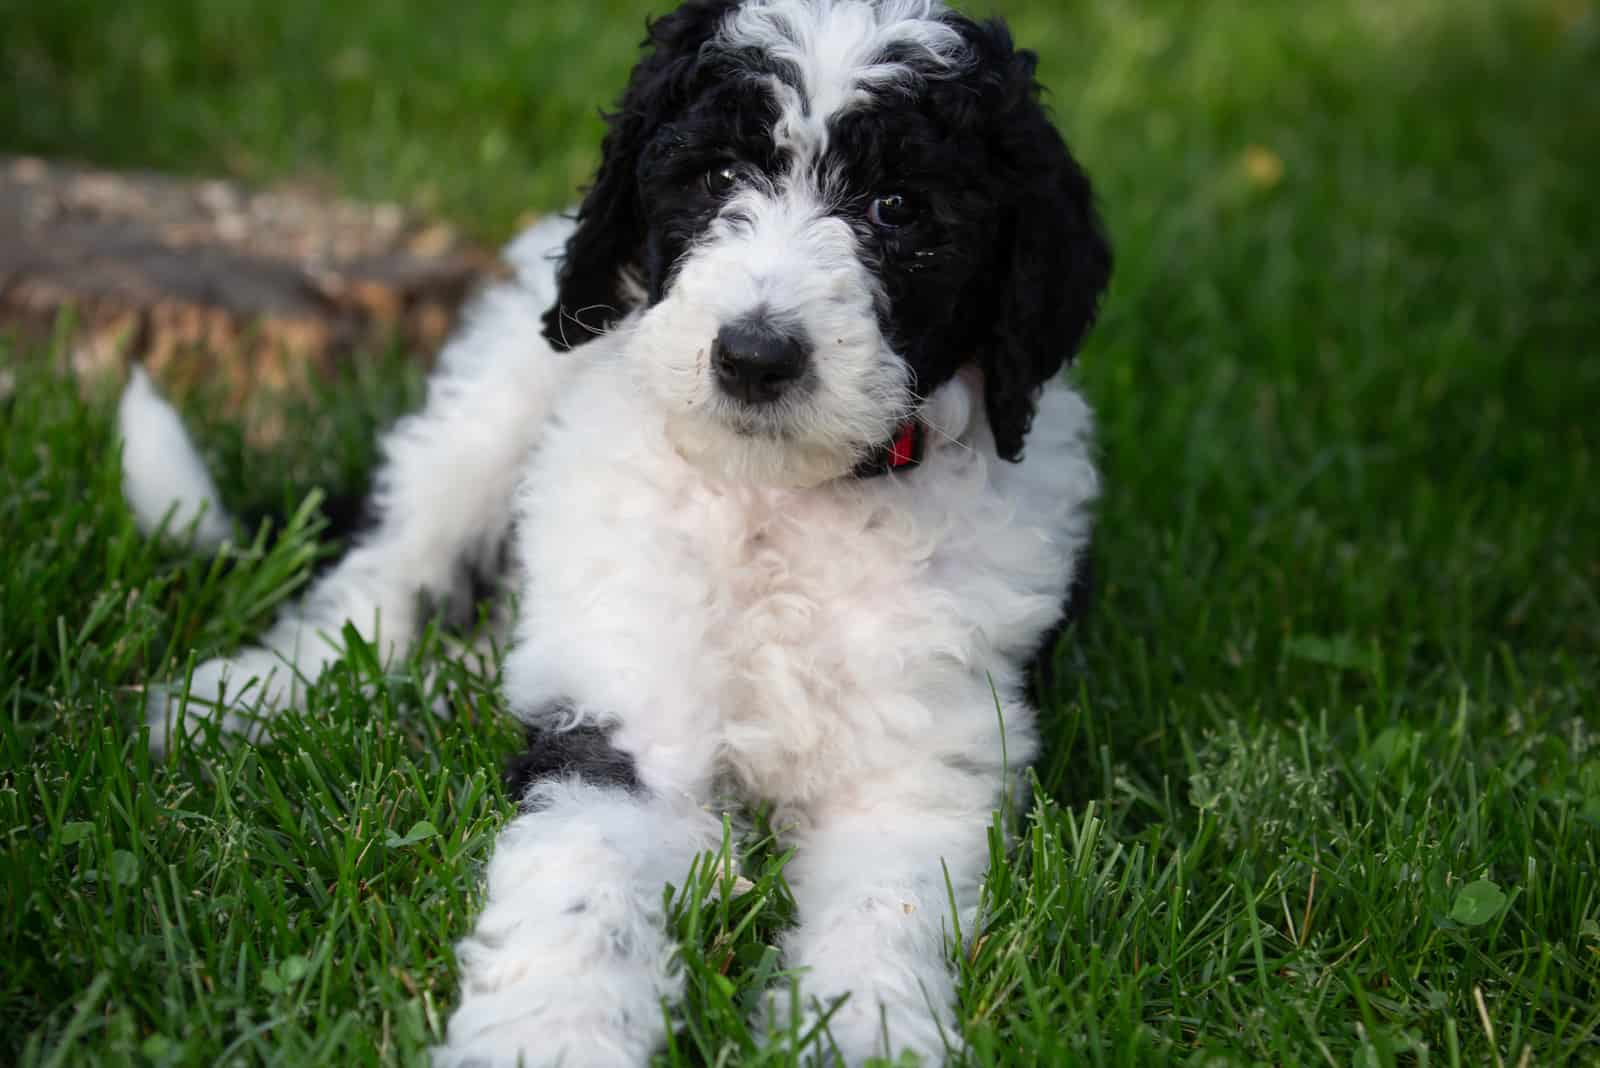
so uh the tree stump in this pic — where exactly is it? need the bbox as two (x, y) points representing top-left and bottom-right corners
(0, 155), (502, 405)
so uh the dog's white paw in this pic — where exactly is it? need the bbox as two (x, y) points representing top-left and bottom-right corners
(432, 1004), (656, 1068)
(145, 648), (291, 755)
(435, 928), (675, 1068)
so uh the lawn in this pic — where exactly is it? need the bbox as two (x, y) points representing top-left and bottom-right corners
(3, 0), (1599, 1064)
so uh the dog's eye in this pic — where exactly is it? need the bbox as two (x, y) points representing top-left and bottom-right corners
(868, 193), (918, 229)
(705, 164), (748, 196)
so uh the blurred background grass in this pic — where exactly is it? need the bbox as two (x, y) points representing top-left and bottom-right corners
(6, 2), (1595, 606)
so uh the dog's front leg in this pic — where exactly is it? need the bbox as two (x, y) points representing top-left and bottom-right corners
(775, 777), (998, 1066)
(148, 220), (578, 751)
(437, 728), (721, 1068)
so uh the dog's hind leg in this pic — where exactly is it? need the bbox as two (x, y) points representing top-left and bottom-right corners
(142, 217), (579, 753)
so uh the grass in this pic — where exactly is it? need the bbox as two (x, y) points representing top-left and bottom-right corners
(3, 0), (1599, 1063)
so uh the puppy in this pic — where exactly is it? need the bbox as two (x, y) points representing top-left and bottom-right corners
(121, 1), (1111, 1063)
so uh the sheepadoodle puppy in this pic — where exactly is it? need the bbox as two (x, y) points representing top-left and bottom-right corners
(120, 0), (1111, 1063)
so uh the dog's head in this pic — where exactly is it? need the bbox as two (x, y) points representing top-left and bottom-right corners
(544, 0), (1111, 486)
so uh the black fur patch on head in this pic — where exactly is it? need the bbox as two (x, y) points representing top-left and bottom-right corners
(546, 0), (1111, 461)
(824, 13), (1112, 461)
(543, 0), (745, 348)
(503, 705), (642, 804)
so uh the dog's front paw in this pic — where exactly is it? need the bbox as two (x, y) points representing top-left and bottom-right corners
(435, 937), (673, 1068)
(145, 649), (290, 755)
(433, 1000), (657, 1068)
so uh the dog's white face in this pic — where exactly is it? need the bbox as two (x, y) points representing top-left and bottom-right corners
(636, 177), (910, 486)
(545, 0), (1111, 486)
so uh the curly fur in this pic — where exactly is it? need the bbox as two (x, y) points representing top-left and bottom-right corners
(121, 2), (1112, 1064)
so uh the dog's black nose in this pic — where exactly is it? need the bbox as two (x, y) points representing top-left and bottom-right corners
(711, 318), (810, 404)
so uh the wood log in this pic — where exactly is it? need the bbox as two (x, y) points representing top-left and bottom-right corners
(0, 155), (503, 406)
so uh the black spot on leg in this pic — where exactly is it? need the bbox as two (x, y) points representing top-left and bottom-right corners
(502, 702), (642, 804)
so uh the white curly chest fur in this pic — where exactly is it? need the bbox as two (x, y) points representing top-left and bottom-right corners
(506, 352), (1096, 813)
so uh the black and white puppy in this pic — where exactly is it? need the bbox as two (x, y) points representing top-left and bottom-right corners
(121, 0), (1111, 1063)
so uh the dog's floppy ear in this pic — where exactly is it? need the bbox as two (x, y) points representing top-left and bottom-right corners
(973, 24), (1112, 461)
(542, 0), (737, 350)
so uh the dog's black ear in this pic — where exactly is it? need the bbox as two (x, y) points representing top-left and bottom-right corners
(973, 24), (1112, 461)
(542, 0), (737, 350)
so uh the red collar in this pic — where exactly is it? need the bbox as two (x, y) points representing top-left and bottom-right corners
(851, 419), (925, 478)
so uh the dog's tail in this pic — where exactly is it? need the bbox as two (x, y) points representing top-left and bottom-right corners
(117, 366), (236, 551)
